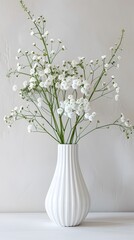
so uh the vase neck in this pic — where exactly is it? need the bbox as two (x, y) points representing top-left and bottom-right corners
(57, 144), (78, 164)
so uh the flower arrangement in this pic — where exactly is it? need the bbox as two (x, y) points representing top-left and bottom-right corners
(4, 1), (134, 144)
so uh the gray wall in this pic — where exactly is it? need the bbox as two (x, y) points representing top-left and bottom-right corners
(0, 0), (134, 212)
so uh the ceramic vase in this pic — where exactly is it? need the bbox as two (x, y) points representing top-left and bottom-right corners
(45, 144), (90, 227)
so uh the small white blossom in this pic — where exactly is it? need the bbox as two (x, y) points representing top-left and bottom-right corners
(68, 95), (73, 100)
(101, 55), (106, 60)
(88, 115), (93, 121)
(44, 68), (51, 74)
(111, 75), (115, 79)
(113, 82), (118, 88)
(23, 81), (28, 88)
(90, 60), (93, 64)
(62, 45), (65, 50)
(50, 50), (55, 55)
(67, 112), (73, 118)
(17, 65), (21, 72)
(110, 46), (113, 51)
(104, 63), (109, 68)
(58, 38), (62, 43)
(91, 112), (96, 117)
(115, 94), (119, 101)
(116, 87), (120, 93)
(17, 48), (21, 53)
(117, 56), (121, 60)
(57, 108), (63, 115)
(85, 113), (90, 119)
(37, 97), (42, 103)
(71, 60), (77, 68)
(37, 102), (42, 108)
(42, 31), (49, 37)
(50, 38), (54, 42)
(124, 121), (129, 127)
(30, 31), (34, 36)
(30, 68), (35, 75)
(116, 64), (119, 69)
(27, 124), (33, 133)
(12, 85), (17, 92)
(32, 55), (37, 61)
(78, 56), (85, 61)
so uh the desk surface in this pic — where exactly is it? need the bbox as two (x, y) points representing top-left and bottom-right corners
(0, 212), (134, 240)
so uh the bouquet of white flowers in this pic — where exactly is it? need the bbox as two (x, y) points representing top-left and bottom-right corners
(4, 1), (134, 144)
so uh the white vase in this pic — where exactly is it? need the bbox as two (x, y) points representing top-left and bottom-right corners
(45, 144), (90, 227)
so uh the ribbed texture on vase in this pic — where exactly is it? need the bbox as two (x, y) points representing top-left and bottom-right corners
(45, 144), (90, 227)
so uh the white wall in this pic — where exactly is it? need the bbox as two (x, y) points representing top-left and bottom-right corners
(0, 0), (134, 212)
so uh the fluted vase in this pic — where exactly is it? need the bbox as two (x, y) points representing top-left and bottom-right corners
(45, 144), (90, 227)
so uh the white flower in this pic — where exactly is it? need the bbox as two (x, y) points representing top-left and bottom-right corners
(30, 31), (34, 36)
(78, 56), (85, 61)
(14, 106), (18, 111)
(84, 81), (90, 90)
(81, 87), (87, 95)
(115, 94), (119, 101)
(23, 81), (28, 88)
(90, 60), (93, 64)
(50, 50), (55, 55)
(65, 105), (72, 113)
(85, 113), (90, 119)
(116, 87), (120, 93)
(37, 102), (42, 108)
(17, 65), (21, 72)
(84, 103), (90, 112)
(30, 77), (36, 83)
(30, 68), (35, 75)
(124, 121), (129, 127)
(37, 97), (42, 103)
(111, 75), (115, 79)
(29, 82), (35, 90)
(117, 56), (121, 60)
(12, 85), (17, 92)
(71, 60), (77, 68)
(113, 82), (118, 88)
(110, 46), (113, 51)
(116, 64), (120, 68)
(88, 115), (93, 121)
(67, 112), (73, 118)
(101, 55), (106, 60)
(91, 112), (96, 117)
(32, 55), (37, 61)
(72, 83), (78, 89)
(62, 45), (65, 50)
(42, 31), (49, 37)
(58, 38), (62, 43)
(104, 63), (109, 68)
(15, 56), (19, 60)
(76, 110), (82, 116)
(50, 38), (54, 42)
(19, 106), (23, 112)
(68, 95), (73, 100)
(44, 68), (50, 74)
(121, 116), (125, 123)
(27, 124), (33, 133)
(17, 48), (21, 53)
(57, 108), (63, 115)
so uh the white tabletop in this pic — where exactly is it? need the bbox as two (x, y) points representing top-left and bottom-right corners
(0, 212), (134, 240)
